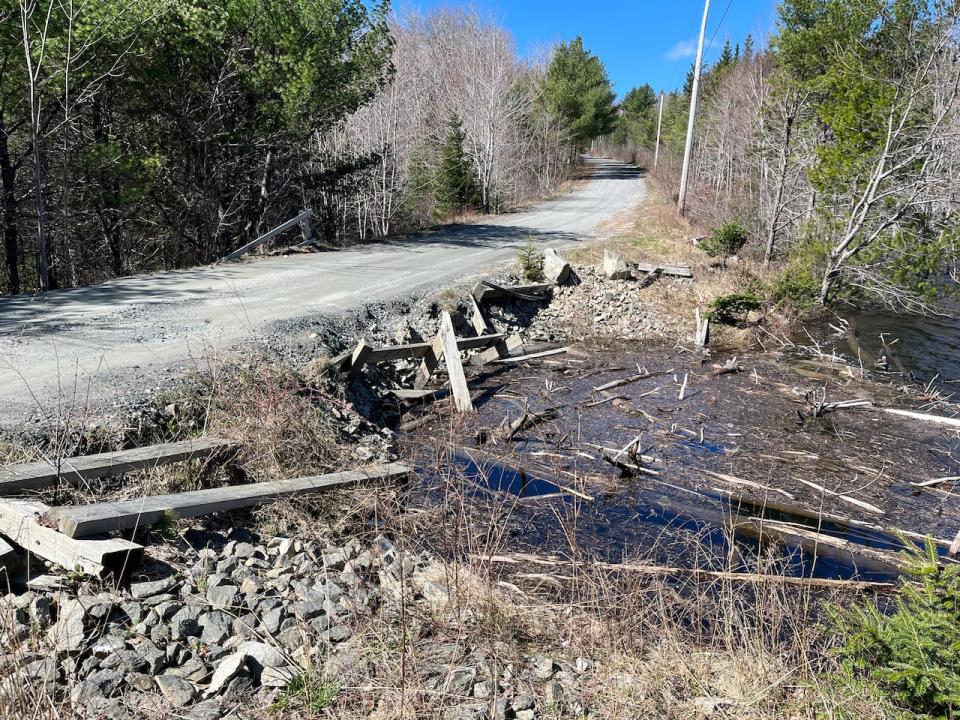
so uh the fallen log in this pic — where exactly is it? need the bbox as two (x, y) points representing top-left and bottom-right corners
(701, 470), (795, 501)
(797, 479), (885, 515)
(474, 552), (895, 592)
(0, 437), (233, 494)
(355, 333), (504, 366)
(49, 463), (412, 538)
(504, 408), (560, 441)
(0, 500), (143, 578)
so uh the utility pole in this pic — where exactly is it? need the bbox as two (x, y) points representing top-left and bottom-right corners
(678, 0), (711, 215)
(654, 93), (665, 169)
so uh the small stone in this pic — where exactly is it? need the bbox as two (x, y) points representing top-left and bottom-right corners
(260, 665), (296, 688)
(233, 542), (257, 559)
(130, 577), (177, 600)
(530, 655), (556, 680)
(155, 675), (195, 707)
(206, 653), (247, 695)
(472, 680), (492, 699)
(444, 666), (476, 696)
(47, 599), (86, 652)
(512, 692), (534, 711)
(206, 584), (239, 610)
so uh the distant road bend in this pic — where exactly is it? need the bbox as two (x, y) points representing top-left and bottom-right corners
(0, 158), (645, 423)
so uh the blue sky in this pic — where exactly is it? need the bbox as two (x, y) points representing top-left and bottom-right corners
(402, 1), (780, 97)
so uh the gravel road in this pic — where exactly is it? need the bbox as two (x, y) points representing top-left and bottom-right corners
(0, 158), (645, 425)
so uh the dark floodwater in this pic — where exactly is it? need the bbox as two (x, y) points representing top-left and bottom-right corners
(833, 296), (960, 395)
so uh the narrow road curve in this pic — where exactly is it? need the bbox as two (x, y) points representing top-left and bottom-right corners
(0, 158), (645, 423)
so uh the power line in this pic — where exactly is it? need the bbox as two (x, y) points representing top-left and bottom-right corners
(708, 0), (735, 47)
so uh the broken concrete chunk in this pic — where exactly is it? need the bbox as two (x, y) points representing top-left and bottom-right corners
(543, 248), (571, 285)
(602, 249), (632, 280)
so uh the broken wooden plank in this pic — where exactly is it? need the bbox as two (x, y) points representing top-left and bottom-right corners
(881, 407), (960, 429)
(50, 463), (412, 538)
(0, 500), (143, 578)
(349, 338), (373, 374)
(468, 294), (492, 335)
(0, 437), (233, 494)
(634, 262), (693, 278)
(437, 312), (474, 413)
(390, 388), (446, 401)
(0, 537), (18, 576)
(414, 329), (445, 390)
(473, 281), (551, 304)
(358, 333), (504, 366)
(471, 333), (524, 367)
(492, 347), (569, 364)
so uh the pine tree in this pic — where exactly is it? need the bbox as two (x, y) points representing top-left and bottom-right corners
(433, 113), (479, 217)
(542, 36), (617, 150)
(717, 40), (734, 69)
(743, 33), (754, 60)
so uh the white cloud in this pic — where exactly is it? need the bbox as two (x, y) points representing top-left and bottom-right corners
(664, 39), (698, 61)
(664, 37), (722, 62)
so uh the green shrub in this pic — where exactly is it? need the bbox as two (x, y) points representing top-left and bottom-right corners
(770, 265), (820, 310)
(706, 292), (761, 324)
(701, 221), (748, 258)
(518, 242), (544, 282)
(830, 544), (960, 719)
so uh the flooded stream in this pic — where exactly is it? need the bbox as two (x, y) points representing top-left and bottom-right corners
(404, 343), (960, 585)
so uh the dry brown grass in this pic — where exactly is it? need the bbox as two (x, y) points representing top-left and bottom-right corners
(568, 185), (793, 351)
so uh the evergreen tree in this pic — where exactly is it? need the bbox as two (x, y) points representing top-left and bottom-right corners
(614, 84), (658, 147)
(743, 33), (754, 60)
(542, 36), (616, 150)
(434, 113), (479, 217)
(717, 40), (735, 69)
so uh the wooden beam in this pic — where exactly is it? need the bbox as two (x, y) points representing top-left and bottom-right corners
(473, 281), (551, 305)
(468, 295), (492, 335)
(492, 347), (569, 364)
(50, 463), (412, 538)
(0, 437), (233, 494)
(414, 331), (445, 390)
(471, 333), (524, 367)
(881, 407), (960, 429)
(222, 209), (314, 262)
(634, 262), (693, 279)
(437, 312), (474, 413)
(363, 333), (503, 364)
(0, 500), (143, 578)
(0, 537), (19, 576)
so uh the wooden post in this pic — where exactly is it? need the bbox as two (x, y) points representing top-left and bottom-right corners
(299, 211), (313, 244)
(654, 93), (664, 169)
(437, 311), (474, 413)
(678, 0), (711, 215)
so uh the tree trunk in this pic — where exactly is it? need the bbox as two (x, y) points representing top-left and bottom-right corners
(764, 110), (795, 265)
(0, 114), (20, 295)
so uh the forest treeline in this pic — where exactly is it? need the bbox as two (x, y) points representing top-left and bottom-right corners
(0, 1), (614, 294)
(609, 0), (959, 310)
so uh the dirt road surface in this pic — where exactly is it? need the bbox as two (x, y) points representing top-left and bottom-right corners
(0, 158), (645, 426)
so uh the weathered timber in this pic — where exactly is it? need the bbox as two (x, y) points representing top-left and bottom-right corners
(470, 333), (524, 367)
(363, 333), (504, 365)
(910, 476), (960, 488)
(951, 529), (960, 558)
(881, 407), (960, 429)
(222, 209), (314, 262)
(634, 262), (693, 278)
(437, 312), (474, 413)
(390, 388), (446, 401)
(414, 329), (445, 390)
(492, 347), (569, 364)
(468, 295), (492, 335)
(0, 437), (233, 493)
(0, 537), (18, 575)
(50, 463), (412, 538)
(0, 500), (143, 577)
(473, 281), (551, 304)
(349, 338), (373, 375)
(701, 469), (795, 501)
(694, 308), (710, 348)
